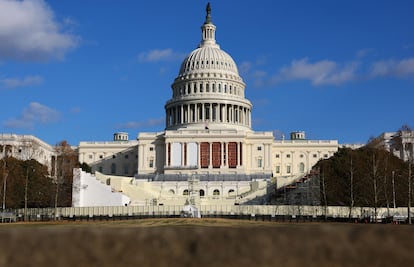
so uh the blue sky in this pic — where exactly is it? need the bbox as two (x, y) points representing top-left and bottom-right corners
(0, 0), (413, 146)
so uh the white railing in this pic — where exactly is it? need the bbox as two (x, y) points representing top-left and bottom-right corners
(14, 205), (411, 220)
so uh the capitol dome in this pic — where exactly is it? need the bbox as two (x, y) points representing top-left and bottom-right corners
(178, 46), (239, 77)
(165, 3), (252, 131)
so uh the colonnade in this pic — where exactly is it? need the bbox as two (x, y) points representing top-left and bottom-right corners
(166, 102), (251, 128)
(165, 141), (243, 169)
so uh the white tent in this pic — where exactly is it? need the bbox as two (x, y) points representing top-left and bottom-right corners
(181, 205), (201, 218)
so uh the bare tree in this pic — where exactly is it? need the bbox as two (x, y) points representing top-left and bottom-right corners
(372, 152), (379, 222)
(393, 126), (413, 224)
(53, 141), (78, 219)
(21, 139), (39, 221)
(1, 158), (7, 211)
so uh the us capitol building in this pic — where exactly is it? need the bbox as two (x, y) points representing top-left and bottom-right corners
(73, 4), (338, 207)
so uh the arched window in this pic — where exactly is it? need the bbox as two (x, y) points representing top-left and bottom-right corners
(183, 189), (189, 196)
(213, 189), (220, 196)
(199, 189), (205, 197)
(228, 189), (235, 196)
(169, 189), (175, 195)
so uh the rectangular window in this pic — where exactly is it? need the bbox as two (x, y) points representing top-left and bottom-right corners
(286, 165), (291, 174)
(257, 158), (262, 168)
(124, 165), (129, 174)
(149, 159), (154, 168)
(275, 166), (280, 174)
(257, 146), (262, 151)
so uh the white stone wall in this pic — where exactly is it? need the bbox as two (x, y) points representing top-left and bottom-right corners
(272, 140), (338, 177)
(78, 140), (138, 176)
(0, 134), (55, 173)
(72, 168), (130, 207)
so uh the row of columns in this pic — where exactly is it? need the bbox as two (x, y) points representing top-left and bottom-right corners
(166, 103), (251, 128)
(165, 141), (243, 169)
(173, 82), (240, 97)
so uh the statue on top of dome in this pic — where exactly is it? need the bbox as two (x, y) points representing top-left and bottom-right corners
(205, 2), (211, 24)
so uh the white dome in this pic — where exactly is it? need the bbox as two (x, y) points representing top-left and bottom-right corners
(178, 46), (239, 77)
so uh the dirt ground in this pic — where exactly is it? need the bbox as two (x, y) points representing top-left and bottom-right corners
(0, 218), (413, 267)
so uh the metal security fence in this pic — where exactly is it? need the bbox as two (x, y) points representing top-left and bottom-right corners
(5, 205), (411, 223)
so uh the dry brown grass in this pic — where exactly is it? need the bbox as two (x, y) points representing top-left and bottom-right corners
(0, 218), (413, 267)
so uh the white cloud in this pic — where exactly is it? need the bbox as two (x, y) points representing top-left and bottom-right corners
(0, 75), (43, 89)
(239, 61), (252, 75)
(4, 102), (60, 129)
(370, 57), (414, 77)
(118, 118), (164, 129)
(356, 48), (374, 58)
(0, 0), (79, 61)
(70, 107), (81, 114)
(138, 49), (185, 63)
(273, 58), (359, 86)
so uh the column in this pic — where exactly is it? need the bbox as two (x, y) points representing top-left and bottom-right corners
(228, 105), (232, 123)
(187, 104), (190, 123)
(248, 110), (251, 127)
(139, 144), (145, 168)
(202, 103), (205, 122)
(237, 142), (241, 167)
(180, 105), (184, 124)
(266, 144), (272, 169)
(190, 104), (194, 123)
(221, 142), (225, 167)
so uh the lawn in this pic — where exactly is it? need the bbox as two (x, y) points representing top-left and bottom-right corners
(0, 218), (413, 267)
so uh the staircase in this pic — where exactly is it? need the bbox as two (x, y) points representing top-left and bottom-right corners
(271, 174), (320, 205)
